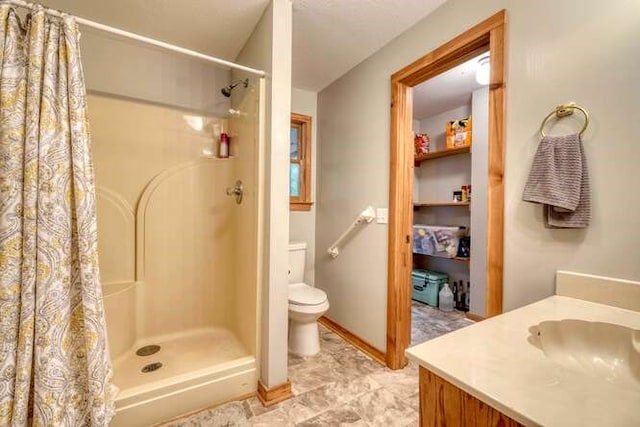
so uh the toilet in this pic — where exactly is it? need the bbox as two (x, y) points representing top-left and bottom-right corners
(288, 241), (329, 356)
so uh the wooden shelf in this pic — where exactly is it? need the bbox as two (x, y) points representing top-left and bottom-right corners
(414, 146), (471, 165)
(413, 253), (470, 262)
(414, 201), (470, 208)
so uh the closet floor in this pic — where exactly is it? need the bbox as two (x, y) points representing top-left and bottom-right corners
(411, 300), (473, 345)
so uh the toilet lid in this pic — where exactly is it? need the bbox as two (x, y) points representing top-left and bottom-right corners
(289, 283), (327, 306)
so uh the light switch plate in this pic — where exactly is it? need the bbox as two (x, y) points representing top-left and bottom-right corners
(376, 208), (388, 224)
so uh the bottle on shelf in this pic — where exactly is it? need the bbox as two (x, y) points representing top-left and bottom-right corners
(452, 281), (458, 307)
(465, 281), (471, 311)
(219, 132), (229, 158)
(458, 284), (466, 311)
(438, 283), (454, 312)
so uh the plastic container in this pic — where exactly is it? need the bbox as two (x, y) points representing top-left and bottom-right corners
(438, 283), (454, 312)
(412, 225), (466, 258)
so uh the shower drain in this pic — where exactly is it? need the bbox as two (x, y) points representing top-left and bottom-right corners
(141, 362), (163, 373)
(136, 345), (161, 356)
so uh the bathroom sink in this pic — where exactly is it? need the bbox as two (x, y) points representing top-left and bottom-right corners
(528, 319), (640, 385)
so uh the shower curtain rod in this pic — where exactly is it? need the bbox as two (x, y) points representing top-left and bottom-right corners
(3, 0), (266, 77)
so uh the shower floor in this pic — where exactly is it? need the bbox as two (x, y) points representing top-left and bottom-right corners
(113, 327), (251, 394)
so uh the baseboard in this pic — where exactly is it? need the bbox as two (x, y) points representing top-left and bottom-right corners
(256, 380), (292, 407)
(319, 316), (386, 366)
(465, 311), (485, 322)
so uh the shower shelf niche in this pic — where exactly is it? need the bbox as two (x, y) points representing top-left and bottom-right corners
(200, 155), (237, 160)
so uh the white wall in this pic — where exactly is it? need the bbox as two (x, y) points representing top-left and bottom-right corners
(290, 88), (318, 285)
(316, 0), (640, 351)
(236, 0), (292, 389)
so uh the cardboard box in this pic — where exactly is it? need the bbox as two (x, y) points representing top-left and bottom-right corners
(446, 116), (472, 149)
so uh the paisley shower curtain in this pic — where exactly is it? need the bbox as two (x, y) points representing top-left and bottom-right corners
(0, 4), (115, 426)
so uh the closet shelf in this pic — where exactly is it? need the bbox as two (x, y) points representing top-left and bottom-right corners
(414, 146), (470, 165)
(413, 253), (471, 263)
(414, 201), (470, 208)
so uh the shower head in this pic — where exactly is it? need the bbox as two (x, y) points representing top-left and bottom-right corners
(221, 79), (249, 97)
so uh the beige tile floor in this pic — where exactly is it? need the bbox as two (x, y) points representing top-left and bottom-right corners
(161, 308), (472, 426)
(410, 300), (472, 345)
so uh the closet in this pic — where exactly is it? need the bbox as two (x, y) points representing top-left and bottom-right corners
(410, 53), (490, 343)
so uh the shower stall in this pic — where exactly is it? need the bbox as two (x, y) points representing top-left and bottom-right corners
(0, 1), (265, 425)
(92, 74), (263, 426)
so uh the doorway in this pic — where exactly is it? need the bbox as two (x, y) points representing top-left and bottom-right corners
(386, 11), (507, 369)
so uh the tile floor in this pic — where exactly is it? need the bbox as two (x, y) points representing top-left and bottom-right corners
(161, 309), (472, 426)
(410, 300), (472, 345)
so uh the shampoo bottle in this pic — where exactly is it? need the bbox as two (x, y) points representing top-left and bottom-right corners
(219, 132), (229, 158)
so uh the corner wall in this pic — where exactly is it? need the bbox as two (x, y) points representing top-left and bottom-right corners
(316, 0), (640, 351)
(290, 88), (318, 285)
(236, 0), (292, 389)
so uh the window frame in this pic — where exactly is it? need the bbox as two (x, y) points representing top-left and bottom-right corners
(290, 112), (313, 211)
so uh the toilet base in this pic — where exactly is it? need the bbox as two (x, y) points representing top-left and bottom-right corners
(288, 319), (321, 356)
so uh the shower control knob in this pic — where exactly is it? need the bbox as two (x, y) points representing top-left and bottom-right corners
(225, 180), (243, 204)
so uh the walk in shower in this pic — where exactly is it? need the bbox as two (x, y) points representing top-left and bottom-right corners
(91, 73), (263, 425)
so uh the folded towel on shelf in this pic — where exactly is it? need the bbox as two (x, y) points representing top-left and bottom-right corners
(522, 133), (591, 228)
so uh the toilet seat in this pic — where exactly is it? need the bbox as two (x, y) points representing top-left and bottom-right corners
(288, 283), (327, 306)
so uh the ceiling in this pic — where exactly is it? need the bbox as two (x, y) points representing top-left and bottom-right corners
(41, 0), (447, 92)
(413, 53), (488, 120)
(291, 0), (447, 91)
(44, 0), (270, 62)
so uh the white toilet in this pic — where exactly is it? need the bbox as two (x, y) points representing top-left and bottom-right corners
(288, 241), (329, 356)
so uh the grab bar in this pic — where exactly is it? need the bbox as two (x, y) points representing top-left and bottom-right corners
(327, 206), (376, 259)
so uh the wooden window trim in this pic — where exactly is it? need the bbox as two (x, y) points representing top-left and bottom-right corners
(290, 113), (313, 211)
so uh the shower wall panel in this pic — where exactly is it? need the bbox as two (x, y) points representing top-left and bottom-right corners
(228, 78), (262, 354)
(88, 94), (235, 358)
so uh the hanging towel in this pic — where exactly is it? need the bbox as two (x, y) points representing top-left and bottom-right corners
(523, 133), (591, 228)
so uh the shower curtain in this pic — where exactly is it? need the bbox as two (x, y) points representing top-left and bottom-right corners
(0, 4), (115, 426)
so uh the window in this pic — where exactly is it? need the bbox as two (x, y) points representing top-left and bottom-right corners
(290, 113), (312, 211)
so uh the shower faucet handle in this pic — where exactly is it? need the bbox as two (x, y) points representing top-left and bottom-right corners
(226, 180), (243, 204)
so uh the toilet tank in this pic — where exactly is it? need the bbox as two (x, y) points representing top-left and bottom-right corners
(288, 241), (307, 284)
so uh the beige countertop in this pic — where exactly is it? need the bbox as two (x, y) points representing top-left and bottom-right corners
(406, 295), (640, 427)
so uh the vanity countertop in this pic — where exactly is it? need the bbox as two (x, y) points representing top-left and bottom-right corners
(406, 295), (640, 426)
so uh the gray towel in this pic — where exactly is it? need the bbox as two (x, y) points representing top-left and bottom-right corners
(523, 133), (591, 228)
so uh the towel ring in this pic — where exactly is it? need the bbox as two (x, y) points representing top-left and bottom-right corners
(539, 103), (589, 137)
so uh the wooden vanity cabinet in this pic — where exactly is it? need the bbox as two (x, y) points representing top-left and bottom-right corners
(419, 367), (523, 427)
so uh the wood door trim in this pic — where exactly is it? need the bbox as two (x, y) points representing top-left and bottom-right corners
(386, 80), (414, 369)
(387, 10), (507, 369)
(485, 22), (506, 317)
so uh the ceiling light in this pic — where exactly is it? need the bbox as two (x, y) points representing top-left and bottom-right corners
(476, 56), (490, 85)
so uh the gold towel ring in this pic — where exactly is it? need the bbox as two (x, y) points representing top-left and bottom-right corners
(539, 103), (589, 137)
